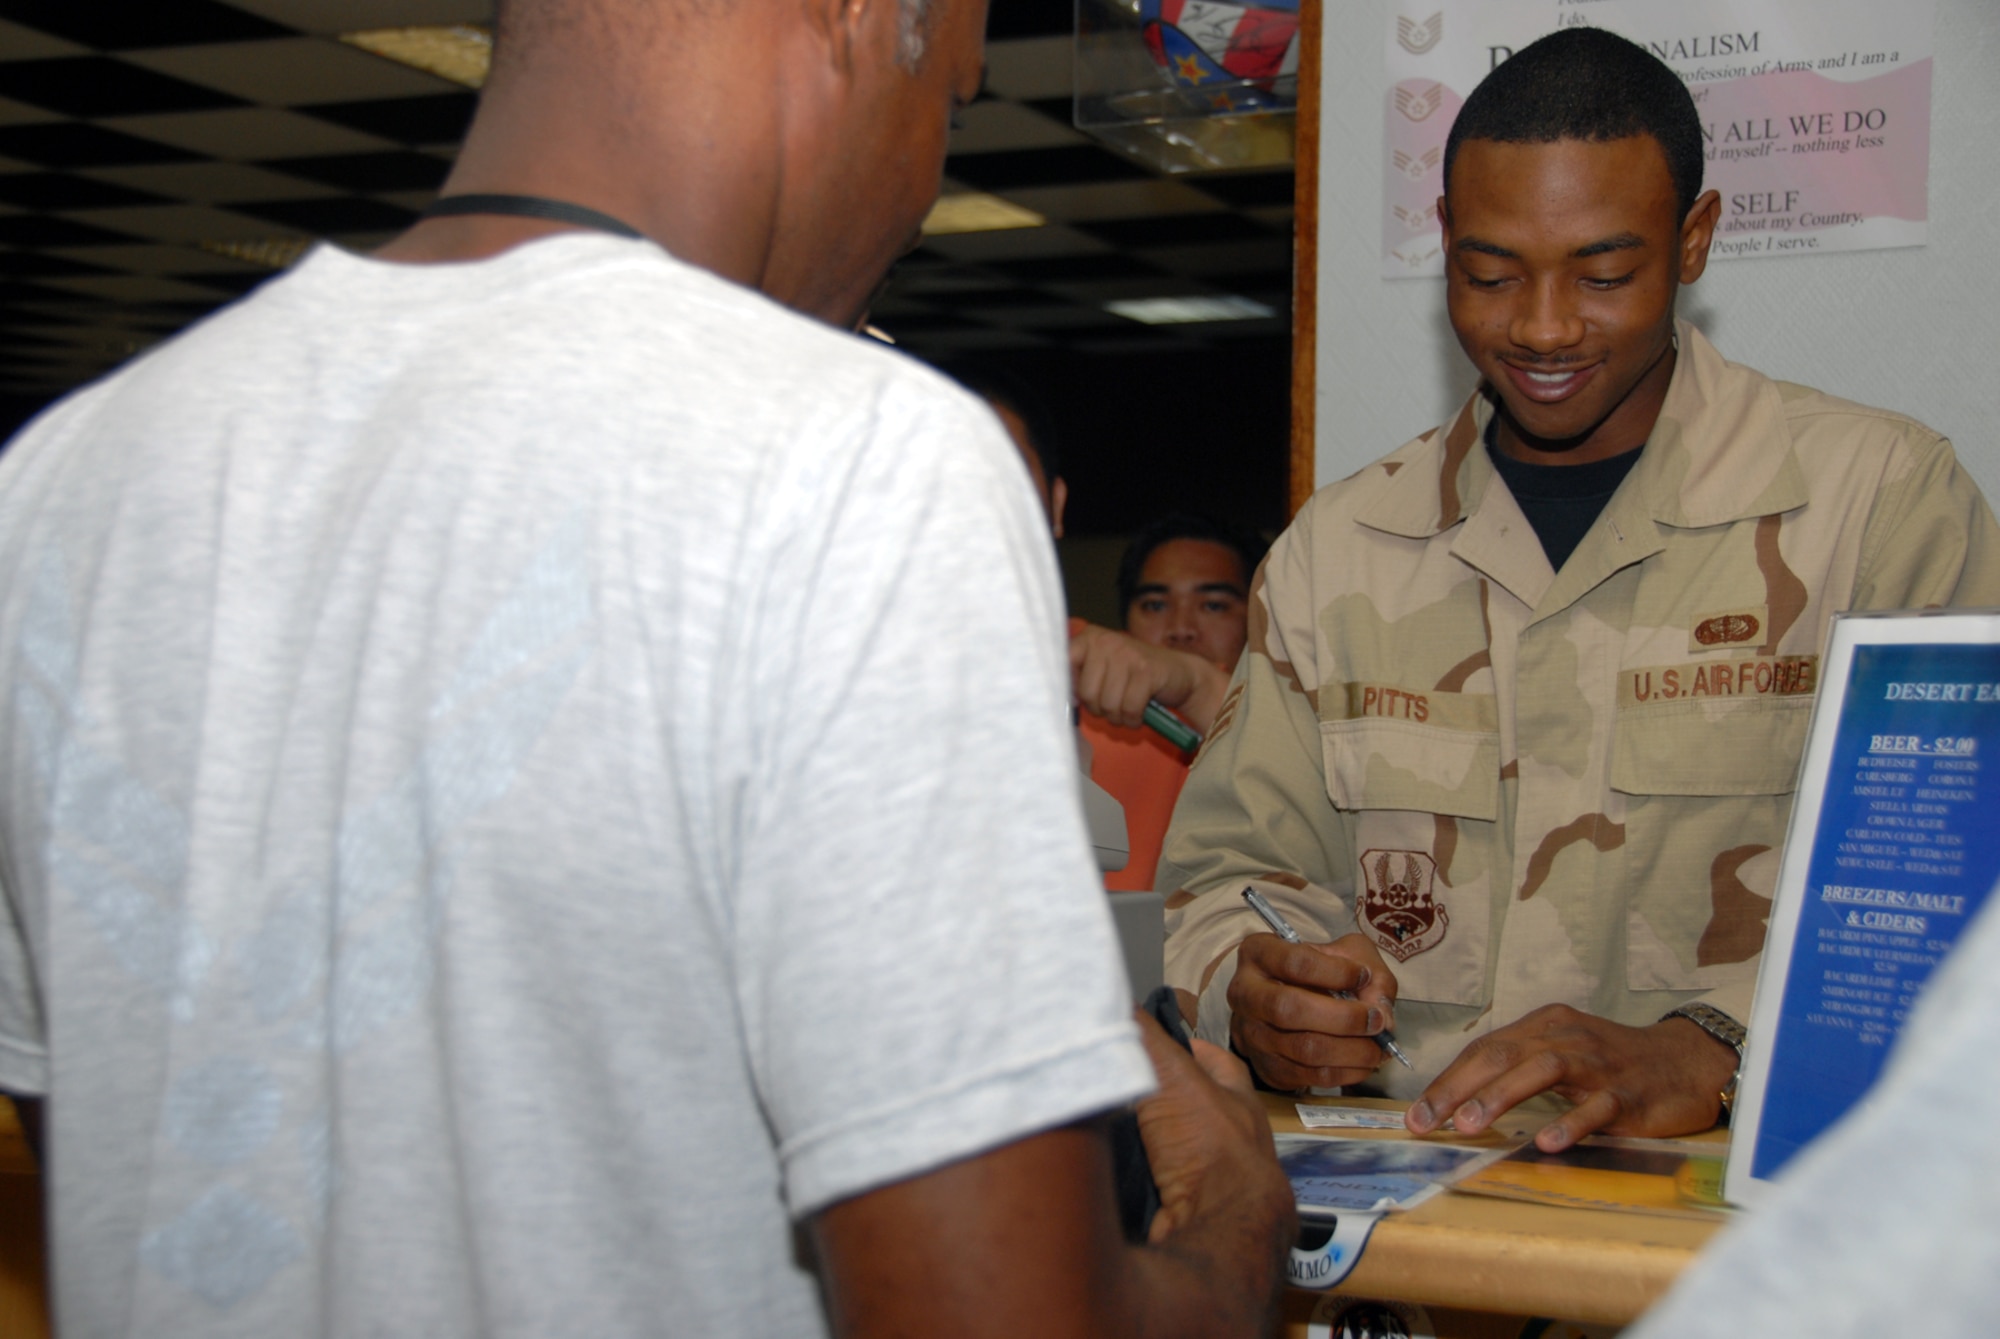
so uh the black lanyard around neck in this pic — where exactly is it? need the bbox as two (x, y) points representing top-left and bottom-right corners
(420, 193), (643, 240)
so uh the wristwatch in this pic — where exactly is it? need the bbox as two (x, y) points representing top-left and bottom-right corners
(1662, 1002), (1747, 1121)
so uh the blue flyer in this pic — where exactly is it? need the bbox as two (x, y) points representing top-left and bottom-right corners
(1273, 1134), (1493, 1217)
(1742, 629), (2000, 1189)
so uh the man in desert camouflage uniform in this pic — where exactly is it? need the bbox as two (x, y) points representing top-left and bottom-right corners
(1161, 27), (2000, 1152)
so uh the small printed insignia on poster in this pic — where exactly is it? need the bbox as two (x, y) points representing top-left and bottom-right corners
(1395, 12), (1442, 57)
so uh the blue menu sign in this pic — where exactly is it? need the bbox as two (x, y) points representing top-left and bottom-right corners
(1748, 637), (2000, 1183)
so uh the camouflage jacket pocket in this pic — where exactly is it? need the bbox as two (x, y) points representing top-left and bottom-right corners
(1320, 716), (1501, 821)
(1610, 695), (1814, 797)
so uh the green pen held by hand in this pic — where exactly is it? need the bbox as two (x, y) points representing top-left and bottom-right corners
(1142, 699), (1202, 753)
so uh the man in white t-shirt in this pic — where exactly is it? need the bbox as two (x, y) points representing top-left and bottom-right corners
(0, 0), (1293, 1334)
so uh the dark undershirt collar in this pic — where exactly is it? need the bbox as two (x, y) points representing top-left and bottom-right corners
(1483, 417), (1643, 572)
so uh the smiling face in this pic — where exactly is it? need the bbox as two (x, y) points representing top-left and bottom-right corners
(1441, 135), (1719, 465)
(1124, 538), (1250, 668)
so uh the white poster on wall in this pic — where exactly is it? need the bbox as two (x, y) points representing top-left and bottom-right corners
(1381, 1), (1936, 277)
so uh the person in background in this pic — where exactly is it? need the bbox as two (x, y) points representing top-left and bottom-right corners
(1159, 26), (2000, 1147)
(951, 361), (1262, 892)
(948, 357), (1258, 746)
(1074, 514), (1267, 892)
(0, 0), (1297, 1332)
(950, 364), (1068, 538)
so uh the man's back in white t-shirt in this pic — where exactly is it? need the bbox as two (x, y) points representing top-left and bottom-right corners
(0, 0), (1297, 1332)
(0, 234), (1154, 1334)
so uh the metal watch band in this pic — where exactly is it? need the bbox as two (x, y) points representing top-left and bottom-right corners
(1663, 1003), (1746, 1118)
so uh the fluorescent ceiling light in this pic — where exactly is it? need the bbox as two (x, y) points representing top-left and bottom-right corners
(341, 24), (493, 88)
(921, 192), (1046, 235)
(1105, 295), (1275, 325)
(198, 238), (312, 269)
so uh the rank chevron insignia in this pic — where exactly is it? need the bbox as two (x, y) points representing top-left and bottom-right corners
(1392, 147), (1442, 180)
(1397, 12), (1442, 56)
(1394, 82), (1444, 122)
(1393, 203), (1437, 232)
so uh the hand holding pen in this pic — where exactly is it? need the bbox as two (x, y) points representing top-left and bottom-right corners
(1067, 619), (1230, 741)
(1237, 886), (1413, 1075)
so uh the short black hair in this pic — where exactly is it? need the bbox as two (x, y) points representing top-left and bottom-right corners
(1115, 513), (1267, 622)
(1444, 27), (1705, 224)
(942, 362), (1063, 482)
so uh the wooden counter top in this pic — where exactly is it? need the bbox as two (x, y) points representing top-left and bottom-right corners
(1264, 1093), (1728, 1331)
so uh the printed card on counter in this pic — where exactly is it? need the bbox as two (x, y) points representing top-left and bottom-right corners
(1274, 1134), (1500, 1220)
(1296, 1105), (1411, 1131)
(1727, 610), (2000, 1207)
(1296, 1104), (1459, 1133)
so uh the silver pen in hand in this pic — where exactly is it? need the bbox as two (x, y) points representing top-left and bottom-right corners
(1241, 886), (1413, 1069)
